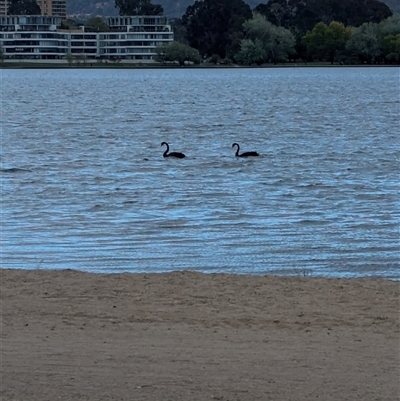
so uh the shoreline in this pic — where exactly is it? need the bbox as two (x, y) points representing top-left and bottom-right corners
(1, 62), (399, 69)
(1, 266), (399, 281)
(1, 268), (399, 400)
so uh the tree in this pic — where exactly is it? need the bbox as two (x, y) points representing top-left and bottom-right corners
(302, 22), (328, 60)
(254, 0), (293, 28)
(115, 0), (163, 16)
(346, 22), (382, 63)
(182, 0), (252, 58)
(235, 38), (266, 65)
(238, 13), (295, 64)
(302, 21), (351, 63)
(269, 25), (296, 63)
(255, 0), (392, 35)
(242, 12), (273, 43)
(61, 19), (79, 30)
(0, 43), (5, 64)
(325, 21), (352, 62)
(380, 13), (400, 36)
(210, 54), (221, 64)
(171, 18), (188, 45)
(85, 17), (110, 32)
(378, 14), (400, 61)
(155, 41), (201, 65)
(8, 0), (40, 15)
(65, 52), (74, 66)
(382, 33), (400, 62)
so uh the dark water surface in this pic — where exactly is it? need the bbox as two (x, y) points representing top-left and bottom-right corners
(1, 67), (399, 279)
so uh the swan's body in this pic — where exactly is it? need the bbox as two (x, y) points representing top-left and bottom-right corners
(232, 143), (259, 157)
(161, 142), (185, 159)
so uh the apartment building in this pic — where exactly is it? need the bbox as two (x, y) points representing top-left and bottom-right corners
(0, 0), (9, 15)
(0, 16), (67, 59)
(0, 0), (67, 18)
(0, 15), (174, 61)
(37, 0), (67, 18)
(99, 16), (173, 60)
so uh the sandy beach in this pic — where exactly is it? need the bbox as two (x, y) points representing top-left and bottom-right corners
(1, 269), (399, 400)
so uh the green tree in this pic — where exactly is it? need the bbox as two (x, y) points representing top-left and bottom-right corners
(239, 13), (295, 64)
(235, 38), (266, 65)
(155, 41), (201, 66)
(382, 33), (400, 62)
(182, 0), (252, 58)
(378, 14), (400, 62)
(255, 0), (392, 35)
(346, 22), (382, 63)
(302, 22), (328, 60)
(209, 54), (220, 64)
(254, 0), (293, 28)
(65, 52), (74, 66)
(303, 21), (351, 63)
(0, 43), (5, 64)
(269, 25), (296, 63)
(242, 12), (273, 42)
(114, 0), (163, 16)
(325, 21), (352, 62)
(171, 18), (188, 45)
(61, 19), (79, 30)
(380, 13), (400, 36)
(8, 0), (40, 15)
(85, 17), (110, 32)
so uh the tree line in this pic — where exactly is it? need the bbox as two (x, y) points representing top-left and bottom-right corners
(113, 0), (398, 65)
(157, 13), (400, 66)
(5, 0), (399, 65)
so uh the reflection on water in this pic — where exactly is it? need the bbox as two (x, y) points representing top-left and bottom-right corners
(1, 67), (399, 279)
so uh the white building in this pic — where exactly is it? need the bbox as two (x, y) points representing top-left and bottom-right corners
(0, 15), (174, 62)
(97, 16), (173, 61)
(0, 16), (67, 60)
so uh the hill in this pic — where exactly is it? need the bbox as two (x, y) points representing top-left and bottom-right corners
(383, 0), (400, 13)
(66, 0), (399, 18)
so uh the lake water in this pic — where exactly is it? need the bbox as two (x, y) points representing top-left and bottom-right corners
(1, 67), (399, 279)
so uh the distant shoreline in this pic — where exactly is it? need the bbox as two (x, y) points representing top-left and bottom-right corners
(1, 61), (399, 69)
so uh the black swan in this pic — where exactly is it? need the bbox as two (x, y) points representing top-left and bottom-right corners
(232, 143), (259, 157)
(161, 142), (186, 159)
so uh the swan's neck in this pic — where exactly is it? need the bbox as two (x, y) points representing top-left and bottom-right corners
(163, 144), (169, 157)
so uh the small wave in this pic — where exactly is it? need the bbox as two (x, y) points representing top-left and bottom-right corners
(0, 167), (32, 173)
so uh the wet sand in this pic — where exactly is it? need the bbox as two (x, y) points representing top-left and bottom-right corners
(1, 269), (399, 401)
